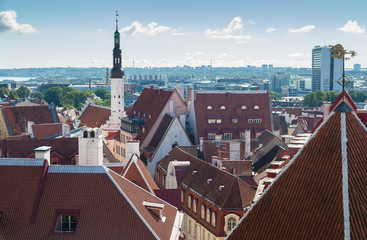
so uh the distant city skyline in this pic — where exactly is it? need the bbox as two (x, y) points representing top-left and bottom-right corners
(1, 0), (367, 69)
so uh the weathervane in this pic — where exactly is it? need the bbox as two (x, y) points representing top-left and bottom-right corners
(330, 44), (357, 100)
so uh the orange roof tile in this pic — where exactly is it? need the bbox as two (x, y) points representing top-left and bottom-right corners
(227, 104), (367, 239)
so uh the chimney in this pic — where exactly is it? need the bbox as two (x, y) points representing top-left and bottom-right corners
(150, 85), (154, 90)
(27, 121), (34, 138)
(323, 102), (331, 120)
(226, 91), (231, 100)
(62, 123), (70, 138)
(199, 137), (204, 152)
(34, 146), (51, 164)
(244, 129), (251, 159)
(126, 140), (140, 161)
(169, 99), (174, 116)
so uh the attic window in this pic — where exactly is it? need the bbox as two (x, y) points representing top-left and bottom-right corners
(207, 106), (212, 110)
(142, 201), (166, 222)
(254, 105), (260, 110)
(218, 185), (225, 192)
(220, 106), (226, 110)
(248, 119), (253, 124)
(241, 105), (247, 110)
(254, 119), (262, 124)
(232, 119), (238, 124)
(53, 210), (80, 234)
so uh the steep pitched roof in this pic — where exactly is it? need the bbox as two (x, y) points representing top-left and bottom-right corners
(121, 154), (159, 194)
(227, 104), (367, 239)
(128, 87), (173, 141)
(158, 146), (255, 209)
(78, 104), (111, 128)
(252, 145), (288, 173)
(194, 90), (272, 142)
(2, 137), (78, 165)
(148, 114), (174, 150)
(2, 105), (58, 136)
(251, 129), (277, 151)
(32, 123), (62, 139)
(0, 160), (181, 239)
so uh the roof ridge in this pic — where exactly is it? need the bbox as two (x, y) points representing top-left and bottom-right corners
(104, 168), (160, 240)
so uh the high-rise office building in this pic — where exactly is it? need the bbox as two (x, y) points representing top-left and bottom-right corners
(312, 45), (343, 92)
(354, 64), (361, 72)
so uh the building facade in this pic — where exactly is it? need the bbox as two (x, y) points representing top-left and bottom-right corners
(311, 45), (343, 92)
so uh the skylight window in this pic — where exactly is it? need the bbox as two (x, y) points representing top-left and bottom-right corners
(220, 106), (226, 110)
(241, 105), (247, 110)
(207, 106), (212, 110)
(254, 105), (260, 110)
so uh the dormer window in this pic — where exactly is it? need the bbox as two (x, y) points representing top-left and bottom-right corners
(208, 119), (216, 124)
(254, 105), (260, 110)
(142, 201), (166, 222)
(54, 210), (80, 234)
(232, 119), (238, 124)
(254, 119), (262, 123)
(216, 119), (222, 124)
(220, 106), (226, 110)
(241, 105), (247, 110)
(223, 133), (232, 139)
(207, 106), (212, 110)
(208, 133), (215, 139)
(248, 119), (253, 124)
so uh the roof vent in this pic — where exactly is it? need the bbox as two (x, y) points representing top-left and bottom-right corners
(207, 179), (212, 184)
(192, 170), (198, 176)
(218, 185), (225, 192)
(142, 201), (166, 222)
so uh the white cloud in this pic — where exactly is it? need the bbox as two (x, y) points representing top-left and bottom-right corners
(337, 20), (365, 34)
(288, 52), (309, 58)
(120, 21), (170, 36)
(267, 27), (276, 33)
(289, 25), (315, 33)
(205, 17), (253, 43)
(0, 10), (38, 34)
(97, 28), (105, 32)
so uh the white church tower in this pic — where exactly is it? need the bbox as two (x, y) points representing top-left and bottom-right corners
(105, 11), (125, 130)
(78, 127), (103, 165)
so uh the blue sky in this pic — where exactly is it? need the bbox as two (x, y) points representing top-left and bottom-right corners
(1, 0), (367, 69)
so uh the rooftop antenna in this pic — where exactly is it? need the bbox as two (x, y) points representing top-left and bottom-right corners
(330, 44), (357, 101)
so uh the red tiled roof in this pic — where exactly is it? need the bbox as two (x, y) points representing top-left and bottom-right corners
(2, 137), (78, 165)
(0, 161), (180, 239)
(272, 107), (303, 117)
(194, 91), (272, 142)
(158, 146), (255, 209)
(2, 105), (58, 136)
(122, 154), (159, 194)
(155, 189), (182, 210)
(296, 116), (322, 132)
(32, 123), (62, 139)
(128, 88), (173, 142)
(79, 104), (111, 128)
(227, 107), (367, 239)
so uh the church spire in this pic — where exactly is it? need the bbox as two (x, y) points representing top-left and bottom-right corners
(115, 10), (119, 32)
(111, 11), (123, 78)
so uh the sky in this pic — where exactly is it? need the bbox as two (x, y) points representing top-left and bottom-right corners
(1, 0), (367, 69)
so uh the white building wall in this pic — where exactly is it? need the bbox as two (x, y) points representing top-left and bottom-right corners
(148, 118), (192, 177)
(110, 77), (125, 123)
(78, 128), (103, 165)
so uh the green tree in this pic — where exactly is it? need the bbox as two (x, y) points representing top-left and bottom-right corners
(270, 92), (281, 100)
(30, 91), (44, 99)
(16, 86), (31, 98)
(303, 92), (315, 107)
(324, 91), (339, 103)
(313, 90), (325, 107)
(94, 88), (109, 100)
(44, 87), (62, 106)
(0, 87), (9, 98)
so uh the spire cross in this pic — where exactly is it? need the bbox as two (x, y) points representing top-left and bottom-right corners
(115, 11), (119, 31)
(330, 44), (356, 101)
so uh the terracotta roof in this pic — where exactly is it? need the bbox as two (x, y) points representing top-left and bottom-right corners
(32, 123), (62, 139)
(121, 154), (159, 194)
(128, 87), (173, 142)
(227, 105), (367, 239)
(252, 145), (288, 173)
(194, 90), (272, 142)
(272, 107), (303, 117)
(2, 105), (58, 136)
(296, 116), (322, 133)
(155, 189), (182, 210)
(2, 137), (78, 165)
(78, 104), (111, 128)
(221, 160), (252, 176)
(158, 146), (255, 209)
(0, 160), (180, 239)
